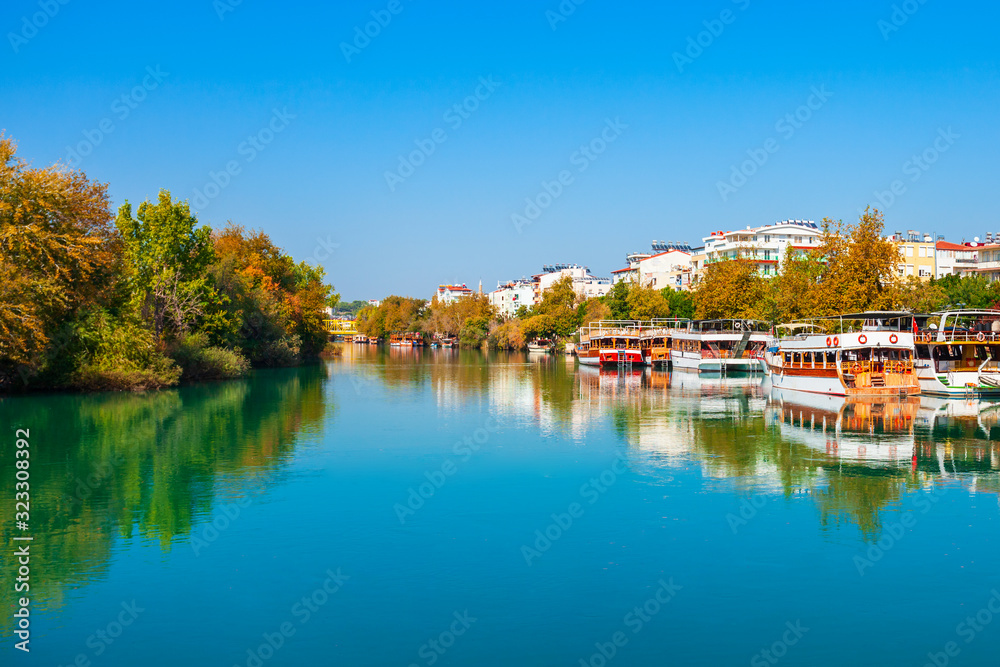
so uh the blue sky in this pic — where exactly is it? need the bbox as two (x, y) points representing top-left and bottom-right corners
(3, 0), (998, 300)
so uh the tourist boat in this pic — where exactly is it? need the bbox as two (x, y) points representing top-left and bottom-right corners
(577, 321), (645, 367)
(763, 312), (919, 396)
(527, 338), (554, 353)
(643, 318), (690, 368)
(352, 334), (369, 344)
(442, 337), (457, 348)
(913, 310), (1000, 396)
(390, 332), (424, 347)
(669, 319), (768, 373)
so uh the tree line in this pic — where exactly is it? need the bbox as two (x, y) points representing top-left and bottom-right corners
(0, 134), (338, 391)
(355, 273), (696, 349)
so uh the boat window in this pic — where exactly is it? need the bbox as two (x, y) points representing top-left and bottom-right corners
(784, 352), (792, 364)
(826, 351), (836, 366)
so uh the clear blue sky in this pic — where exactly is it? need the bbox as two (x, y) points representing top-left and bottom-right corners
(3, 0), (997, 300)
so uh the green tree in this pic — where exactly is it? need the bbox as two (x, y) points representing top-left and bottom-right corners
(116, 190), (214, 340)
(661, 288), (695, 319)
(604, 281), (632, 320)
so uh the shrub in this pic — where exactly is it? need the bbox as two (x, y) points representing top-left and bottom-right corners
(168, 332), (250, 382)
(68, 310), (181, 391)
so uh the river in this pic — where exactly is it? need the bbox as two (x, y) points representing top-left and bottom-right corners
(2, 345), (999, 665)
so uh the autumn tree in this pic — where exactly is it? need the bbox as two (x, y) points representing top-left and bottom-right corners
(626, 285), (671, 320)
(357, 296), (427, 339)
(0, 134), (121, 385)
(769, 245), (826, 322)
(814, 208), (902, 313)
(693, 255), (772, 320)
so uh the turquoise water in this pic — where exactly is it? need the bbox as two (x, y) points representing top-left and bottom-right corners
(2, 346), (1000, 666)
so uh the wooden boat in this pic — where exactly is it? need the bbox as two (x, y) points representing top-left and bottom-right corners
(527, 338), (554, 353)
(670, 320), (768, 374)
(352, 334), (369, 344)
(642, 318), (690, 368)
(763, 312), (919, 396)
(577, 321), (645, 367)
(913, 309), (1000, 396)
(389, 332), (424, 347)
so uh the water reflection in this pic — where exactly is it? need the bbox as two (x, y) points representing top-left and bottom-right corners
(342, 346), (1000, 544)
(0, 366), (328, 618)
(5, 346), (1000, 625)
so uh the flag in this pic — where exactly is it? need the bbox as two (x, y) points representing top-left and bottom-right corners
(912, 317), (918, 335)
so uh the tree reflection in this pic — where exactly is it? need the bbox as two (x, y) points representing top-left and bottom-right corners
(0, 366), (328, 617)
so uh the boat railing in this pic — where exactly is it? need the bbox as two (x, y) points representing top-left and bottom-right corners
(918, 330), (1000, 343)
(844, 360), (913, 376)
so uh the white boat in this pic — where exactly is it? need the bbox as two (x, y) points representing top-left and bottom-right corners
(669, 319), (768, 374)
(527, 338), (554, 353)
(913, 310), (1000, 396)
(763, 312), (919, 397)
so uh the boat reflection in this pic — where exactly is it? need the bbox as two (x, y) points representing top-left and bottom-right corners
(765, 387), (918, 465)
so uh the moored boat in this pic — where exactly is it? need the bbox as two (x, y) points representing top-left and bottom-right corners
(670, 320), (768, 374)
(577, 321), (646, 367)
(527, 338), (554, 353)
(643, 318), (690, 368)
(764, 312), (919, 397)
(914, 309), (1000, 396)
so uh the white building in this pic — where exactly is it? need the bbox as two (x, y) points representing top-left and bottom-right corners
(534, 264), (611, 300)
(936, 240), (976, 278)
(697, 219), (822, 282)
(637, 242), (694, 291)
(611, 242), (694, 289)
(435, 284), (473, 304)
(489, 280), (536, 318)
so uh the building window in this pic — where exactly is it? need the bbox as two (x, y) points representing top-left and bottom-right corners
(919, 246), (927, 258)
(905, 246), (914, 257)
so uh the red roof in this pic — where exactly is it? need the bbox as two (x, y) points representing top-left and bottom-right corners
(611, 267), (636, 274)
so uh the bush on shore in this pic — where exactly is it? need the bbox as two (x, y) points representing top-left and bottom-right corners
(168, 332), (250, 382)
